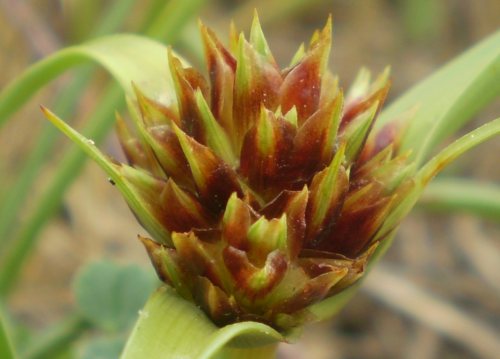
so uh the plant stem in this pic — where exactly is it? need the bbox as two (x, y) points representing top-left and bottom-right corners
(0, 316), (16, 359)
(418, 178), (500, 221)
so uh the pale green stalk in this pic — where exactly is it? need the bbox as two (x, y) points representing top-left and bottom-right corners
(419, 179), (500, 220)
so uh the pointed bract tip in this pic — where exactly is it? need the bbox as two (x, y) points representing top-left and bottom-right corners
(250, 9), (263, 36)
(166, 46), (179, 66)
(131, 81), (146, 101)
(197, 17), (204, 29)
(138, 234), (159, 249)
(252, 8), (260, 22)
(197, 19), (213, 40)
(40, 106), (61, 125)
(229, 20), (237, 35)
(383, 65), (391, 76)
(229, 21), (239, 53)
(326, 14), (333, 28)
(41, 106), (62, 126)
(323, 15), (333, 39)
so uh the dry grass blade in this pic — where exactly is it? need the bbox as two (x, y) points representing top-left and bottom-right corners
(362, 265), (500, 359)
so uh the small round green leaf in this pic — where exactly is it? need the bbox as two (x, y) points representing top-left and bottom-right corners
(73, 261), (157, 333)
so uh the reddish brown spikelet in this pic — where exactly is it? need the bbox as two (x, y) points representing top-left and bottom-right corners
(110, 15), (416, 331)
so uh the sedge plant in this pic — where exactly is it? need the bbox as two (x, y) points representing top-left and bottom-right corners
(1, 11), (499, 359)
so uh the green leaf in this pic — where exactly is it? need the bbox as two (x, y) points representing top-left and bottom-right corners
(121, 286), (286, 359)
(0, 316), (16, 359)
(0, 34), (175, 127)
(377, 30), (500, 165)
(0, 34), (175, 294)
(418, 178), (500, 221)
(416, 118), (500, 194)
(74, 261), (156, 333)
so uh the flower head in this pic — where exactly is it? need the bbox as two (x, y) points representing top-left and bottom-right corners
(48, 14), (421, 331)
(107, 15), (416, 330)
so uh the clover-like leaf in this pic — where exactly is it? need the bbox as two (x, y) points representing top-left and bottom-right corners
(73, 261), (157, 333)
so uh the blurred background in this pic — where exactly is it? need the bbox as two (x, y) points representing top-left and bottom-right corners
(0, 0), (499, 358)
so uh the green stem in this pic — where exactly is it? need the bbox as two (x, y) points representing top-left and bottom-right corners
(22, 315), (89, 359)
(418, 178), (500, 221)
(0, 49), (85, 126)
(121, 286), (282, 359)
(0, 316), (16, 359)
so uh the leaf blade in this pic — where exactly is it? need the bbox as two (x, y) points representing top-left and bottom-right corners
(120, 286), (284, 359)
(0, 317), (16, 359)
(0, 34), (175, 128)
(377, 30), (500, 165)
(419, 178), (500, 221)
